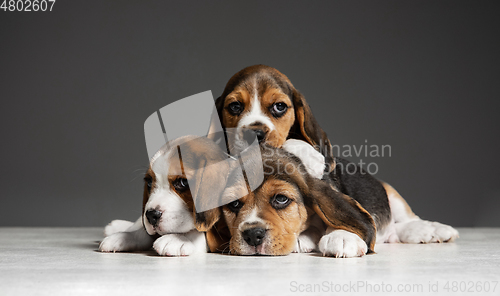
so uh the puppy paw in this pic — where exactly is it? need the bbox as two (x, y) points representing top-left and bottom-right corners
(99, 232), (136, 252)
(433, 222), (460, 242)
(396, 220), (459, 243)
(104, 220), (134, 237)
(153, 234), (195, 256)
(282, 139), (325, 179)
(293, 233), (317, 253)
(318, 230), (367, 258)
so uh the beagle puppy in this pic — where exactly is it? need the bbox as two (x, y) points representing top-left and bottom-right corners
(99, 135), (232, 256)
(210, 65), (459, 257)
(197, 142), (377, 257)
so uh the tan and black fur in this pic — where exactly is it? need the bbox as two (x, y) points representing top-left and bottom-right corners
(197, 144), (377, 255)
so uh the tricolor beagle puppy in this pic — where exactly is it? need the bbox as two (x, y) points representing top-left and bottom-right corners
(197, 141), (384, 256)
(99, 135), (231, 256)
(208, 65), (459, 257)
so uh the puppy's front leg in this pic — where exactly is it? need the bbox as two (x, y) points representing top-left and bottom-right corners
(99, 217), (154, 252)
(153, 230), (207, 256)
(293, 228), (321, 253)
(318, 227), (368, 258)
(293, 213), (324, 253)
(103, 219), (135, 236)
(282, 139), (325, 179)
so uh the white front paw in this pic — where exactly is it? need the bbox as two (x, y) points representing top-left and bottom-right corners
(318, 230), (367, 258)
(396, 220), (459, 243)
(282, 139), (325, 179)
(104, 220), (134, 237)
(153, 234), (195, 256)
(433, 222), (459, 242)
(293, 233), (318, 253)
(99, 232), (136, 252)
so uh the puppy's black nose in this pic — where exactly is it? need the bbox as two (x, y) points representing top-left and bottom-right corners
(145, 209), (162, 226)
(253, 129), (266, 143)
(242, 227), (266, 246)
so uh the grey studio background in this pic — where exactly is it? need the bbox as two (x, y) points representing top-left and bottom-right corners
(1, 0), (499, 227)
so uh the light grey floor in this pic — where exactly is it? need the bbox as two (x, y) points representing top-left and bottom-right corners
(0, 228), (499, 296)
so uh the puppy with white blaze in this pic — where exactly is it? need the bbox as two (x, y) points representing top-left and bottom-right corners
(99, 136), (221, 256)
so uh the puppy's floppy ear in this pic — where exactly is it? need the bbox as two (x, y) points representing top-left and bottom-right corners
(290, 88), (333, 163)
(205, 218), (231, 253)
(304, 178), (377, 252)
(190, 163), (223, 231)
(176, 137), (231, 232)
(190, 160), (225, 232)
(186, 148), (228, 232)
(195, 208), (221, 232)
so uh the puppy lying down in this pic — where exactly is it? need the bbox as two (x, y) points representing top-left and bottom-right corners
(99, 135), (215, 256)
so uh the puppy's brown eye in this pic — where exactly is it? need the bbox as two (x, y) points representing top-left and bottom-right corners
(271, 194), (291, 209)
(228, 102), (244, 115)
(227, 200), (243, 213)
(270, 102), (288, 117)
(173, 177), (189, 192)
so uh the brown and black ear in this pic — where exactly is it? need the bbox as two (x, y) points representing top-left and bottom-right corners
(205, 218), (231, 253)
(290, 88), (334, 164)
(194, 208), (221, 232)
(189, 160), (228, 232)
(304, 178), (377, 252)
(176, 137), (231, 232)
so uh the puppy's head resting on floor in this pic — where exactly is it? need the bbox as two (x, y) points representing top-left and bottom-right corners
(142, 135), (232, 236)
(215, 65), (332, 159)
(196, 144), (376, 256)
